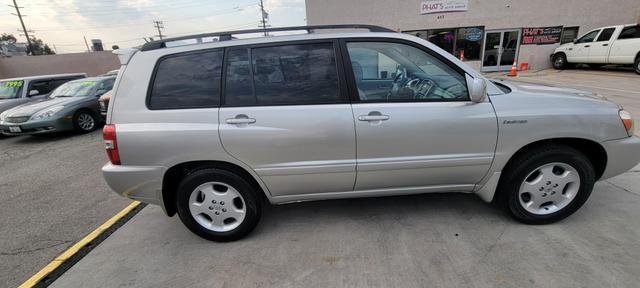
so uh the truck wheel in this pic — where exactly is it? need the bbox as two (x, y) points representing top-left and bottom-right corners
(552, 53), (568, 70)
(176, 168), (261, 242)
(496, 145), (595, 224)
(634, 57), (640, 75)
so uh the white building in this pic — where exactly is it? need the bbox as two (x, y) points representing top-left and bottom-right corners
(305, 0), (640, 71)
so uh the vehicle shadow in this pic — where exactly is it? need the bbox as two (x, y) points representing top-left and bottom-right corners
(252, 192), (509, 238)
(571, 64), (637, 76)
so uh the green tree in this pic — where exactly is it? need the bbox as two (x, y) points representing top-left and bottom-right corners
(0, 33), (55, 55)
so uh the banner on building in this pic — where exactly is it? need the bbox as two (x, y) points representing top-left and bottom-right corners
(420, 0), (468, 14)
(521, 26), (563, 45)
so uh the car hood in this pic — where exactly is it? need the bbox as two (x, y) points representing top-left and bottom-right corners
(4, 97), (86, 117)
(493, 80), (609, 102)
(0, 98), (22, 113)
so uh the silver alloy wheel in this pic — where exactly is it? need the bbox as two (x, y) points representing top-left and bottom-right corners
(77, 113), (95, 131)
(518, 162), (580, 215)
(188, 182), (246, 232)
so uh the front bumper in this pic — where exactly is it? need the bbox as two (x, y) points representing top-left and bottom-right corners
(600, 136), (640, 179)
(102, 163), (167, 209)
(0, 116), (74, 135)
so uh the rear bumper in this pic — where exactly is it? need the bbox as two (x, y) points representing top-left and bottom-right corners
(102, 163), (167, 209)
(600, 136), (640, 179)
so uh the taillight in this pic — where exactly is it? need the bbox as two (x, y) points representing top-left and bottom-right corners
(619, 109), (634, 136)
(103, 124), (121, 165)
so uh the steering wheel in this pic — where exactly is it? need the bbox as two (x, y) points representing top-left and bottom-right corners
(386, 67), (408, 100)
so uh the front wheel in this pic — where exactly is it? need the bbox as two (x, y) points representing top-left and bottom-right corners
(176, 169), (261, 242)
(552, 53), (568, 70)
(73, 111), (97, 133)
(634, 57), (640, 75)
(497, 145), (595, 224)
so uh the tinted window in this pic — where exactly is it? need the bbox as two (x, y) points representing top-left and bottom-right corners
(618, 25), (640, 40)
(149, 50), (222, 109)
(224, 43), (341, 106)
(224, 49), (254, 106)
(596, 28), (615, 42)
(347, 42), (468, 101)
(576, 30), (600, 44)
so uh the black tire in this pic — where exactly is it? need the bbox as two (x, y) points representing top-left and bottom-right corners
(73, 110), (98, 133)
(176, 168), (261, 242)
(496, 145), (595, 224)
(552, 53), (568, 70)
(634, 56), (640, 75)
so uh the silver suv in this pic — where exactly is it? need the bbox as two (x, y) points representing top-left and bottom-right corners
(103, 25), (640, 242)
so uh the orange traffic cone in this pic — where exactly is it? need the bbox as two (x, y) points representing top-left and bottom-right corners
(507, 60), (518, 77)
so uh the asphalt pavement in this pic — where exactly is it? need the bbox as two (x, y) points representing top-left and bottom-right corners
(0, 131), (131, 288)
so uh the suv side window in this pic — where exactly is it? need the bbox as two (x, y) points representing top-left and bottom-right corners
(346, 41), (469, 101)
(618, 25), (640, 40)
(224, 42), (341, 106)
(596, 28), (615, 42)
(149, 50), (223, 109)
(575, 30), (600, 44)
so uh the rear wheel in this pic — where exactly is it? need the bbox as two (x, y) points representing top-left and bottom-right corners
(497, 145), (595, 224)
(176, 168), (261, 242)
(634, 57), (640, 75)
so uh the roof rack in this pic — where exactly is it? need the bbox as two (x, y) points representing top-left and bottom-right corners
(140, 24), (395, 51)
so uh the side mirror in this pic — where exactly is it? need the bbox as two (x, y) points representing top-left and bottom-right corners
(466, 74), (486, 103)
(573, 38), (578, 44)
(28, 89), (40, 96)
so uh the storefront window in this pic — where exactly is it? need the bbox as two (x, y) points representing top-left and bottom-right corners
(404, 26), (484, 61)
(561, 27), (579, 44)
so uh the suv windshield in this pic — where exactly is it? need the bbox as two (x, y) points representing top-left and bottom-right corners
(50, 80), (98, 98)
(0, 80), (24, 99)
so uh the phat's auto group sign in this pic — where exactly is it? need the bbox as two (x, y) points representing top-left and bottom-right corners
(420, 0), (468, 14)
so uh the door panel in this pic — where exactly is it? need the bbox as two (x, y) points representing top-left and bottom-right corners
(219, 42), (356, 196)
(344, 41), (498, 191)
(588, 28), (616, 63)
(219, 105), (356, 196)
(352, 102), (497, 190)
(567, 29), (600, 62)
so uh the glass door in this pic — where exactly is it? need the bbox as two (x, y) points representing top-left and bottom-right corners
(481, 29), (521, 72)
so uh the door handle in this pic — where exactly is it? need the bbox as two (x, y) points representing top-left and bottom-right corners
(358, 114), (389, 121)
(602, 43), (609, 46)
(226, 115), (256, 125)
(584, 45), (590, 48)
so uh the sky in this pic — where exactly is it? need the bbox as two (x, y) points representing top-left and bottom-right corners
(0, 0), (307, 53)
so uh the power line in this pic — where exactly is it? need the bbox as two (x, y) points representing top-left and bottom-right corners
(259, 0), (269, 36)
(8, 0), (34, 55)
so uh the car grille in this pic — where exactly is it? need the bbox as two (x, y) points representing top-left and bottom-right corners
(6, 116), (30, 123)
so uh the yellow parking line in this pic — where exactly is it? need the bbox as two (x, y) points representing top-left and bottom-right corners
(18, 201), (141, 288)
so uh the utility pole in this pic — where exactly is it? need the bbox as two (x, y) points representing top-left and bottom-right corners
(153, 20), (165, 40)
(259, 0), (268, 36)
(83, 36), (90, 52)
(9, 0), (34, 55)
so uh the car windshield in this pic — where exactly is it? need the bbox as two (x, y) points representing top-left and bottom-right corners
(50, 80), (98, 98)
(0, 80), (24, 99)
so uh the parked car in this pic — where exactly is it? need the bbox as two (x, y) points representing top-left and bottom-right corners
(98, 90), (112, 117)
(0, 76), (115, 135)
(0, 73), (86, 116)
(551, 24), (640, 74)
(102, 25), (640, 242)
(99, 69), (119, 77)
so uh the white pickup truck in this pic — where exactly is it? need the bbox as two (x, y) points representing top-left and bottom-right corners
(551, 24), (640, 74)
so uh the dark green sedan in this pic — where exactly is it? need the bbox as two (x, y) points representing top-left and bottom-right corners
(0, 76), (115, 135)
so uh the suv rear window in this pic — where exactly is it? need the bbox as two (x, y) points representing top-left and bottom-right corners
(224, 43), (341, 106)
(149, 50), (223, 109)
